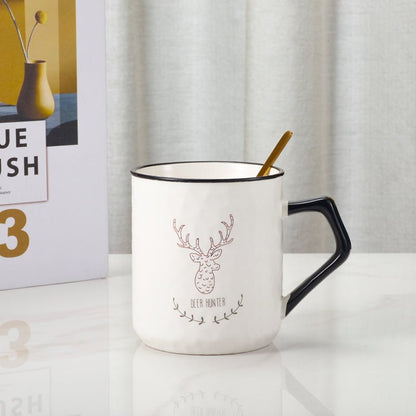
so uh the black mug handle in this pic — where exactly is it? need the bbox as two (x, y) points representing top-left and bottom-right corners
(283, 197), (351, 317)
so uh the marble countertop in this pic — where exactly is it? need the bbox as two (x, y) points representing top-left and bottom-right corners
(0, 253), (415, 415)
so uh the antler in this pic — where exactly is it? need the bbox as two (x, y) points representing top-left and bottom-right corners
(173, 219), (203, 254)
(207, 214), (234, 255)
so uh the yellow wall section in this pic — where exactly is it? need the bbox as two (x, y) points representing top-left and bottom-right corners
(0, 0), (76, 105)
(59, 0), (77, 93)
(0, 0), (26, 105)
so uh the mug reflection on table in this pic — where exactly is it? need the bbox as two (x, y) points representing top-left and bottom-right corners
(133, 343), (334, 415)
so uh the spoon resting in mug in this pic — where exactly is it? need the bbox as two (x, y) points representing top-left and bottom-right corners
(257, 130), (293, 177)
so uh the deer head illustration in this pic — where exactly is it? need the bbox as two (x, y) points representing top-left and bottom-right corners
(173, 215), (234, 295)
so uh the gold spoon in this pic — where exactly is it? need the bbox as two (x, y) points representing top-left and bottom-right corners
(256, 130), (293, 176)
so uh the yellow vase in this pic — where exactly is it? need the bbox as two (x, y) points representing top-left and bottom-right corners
(17, 60), (55, 120)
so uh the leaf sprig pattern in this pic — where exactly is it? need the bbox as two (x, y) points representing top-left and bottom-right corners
(173, 298), (205, 325)
(213, 294), (243, 324)
(172, 294), (243, 325)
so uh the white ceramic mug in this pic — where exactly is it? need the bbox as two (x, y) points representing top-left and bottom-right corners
(131, 161), (350, 355)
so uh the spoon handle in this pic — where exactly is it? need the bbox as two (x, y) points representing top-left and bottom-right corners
(257, 130), (293, 177)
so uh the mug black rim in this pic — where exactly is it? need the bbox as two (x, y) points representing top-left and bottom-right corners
(130, 161), (285, 183)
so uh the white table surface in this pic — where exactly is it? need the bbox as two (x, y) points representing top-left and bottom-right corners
(0, 253), (415, 415)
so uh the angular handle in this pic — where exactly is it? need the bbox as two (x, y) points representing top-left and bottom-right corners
(283, 197), (351, 317)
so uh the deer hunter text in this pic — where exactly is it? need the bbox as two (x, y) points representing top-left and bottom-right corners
(190, 297), (226, 309)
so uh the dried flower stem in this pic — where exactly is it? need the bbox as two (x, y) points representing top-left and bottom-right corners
(2, 0), (28, 62)
(26, 21), (38, 58)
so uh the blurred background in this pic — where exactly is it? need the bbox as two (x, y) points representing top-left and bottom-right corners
(105, 0), (416, 254)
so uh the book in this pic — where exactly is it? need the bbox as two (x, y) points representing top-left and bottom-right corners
(0, 0), (108, 289)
